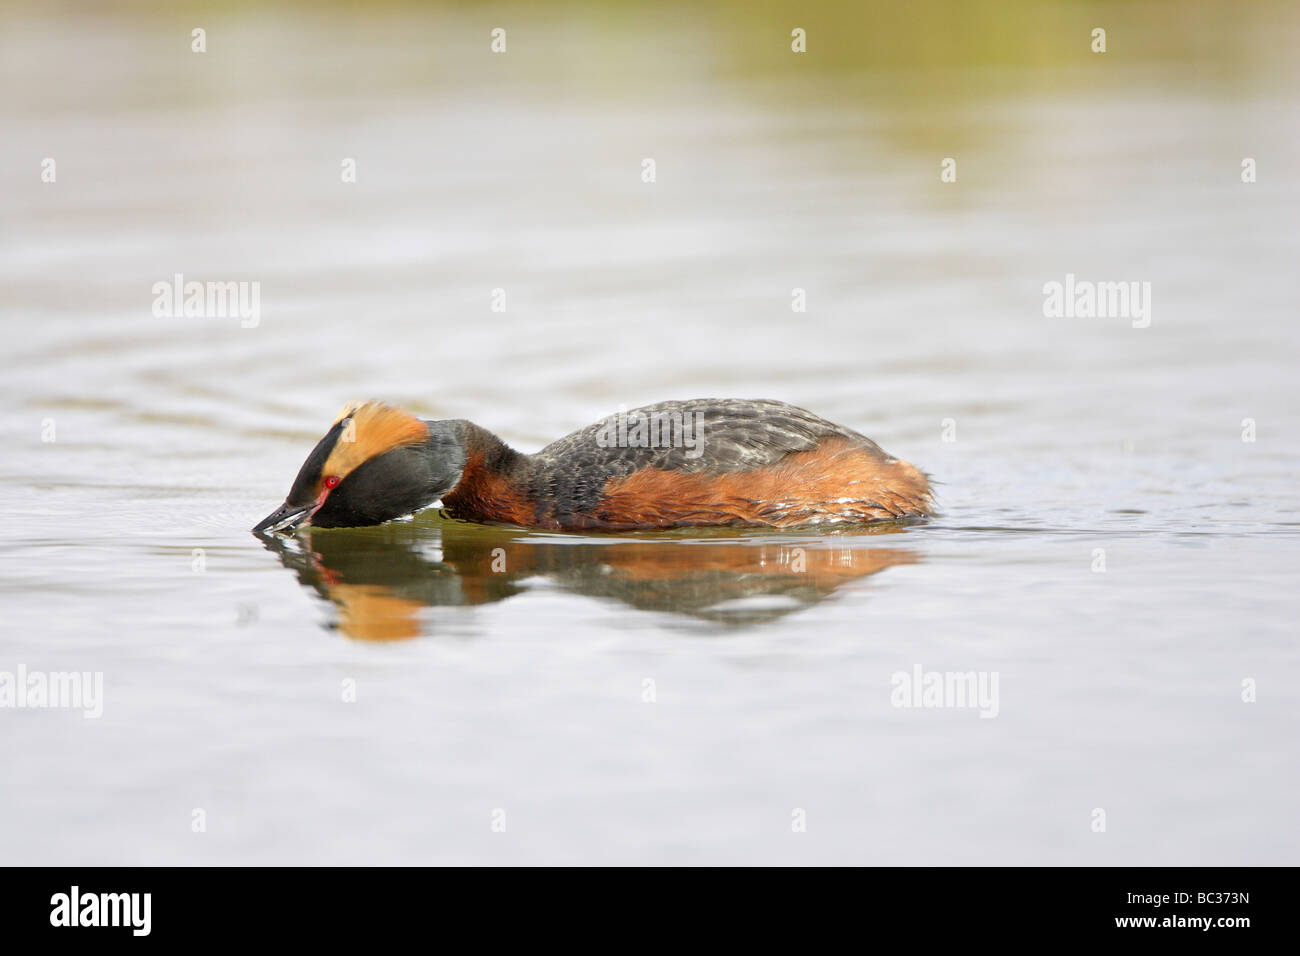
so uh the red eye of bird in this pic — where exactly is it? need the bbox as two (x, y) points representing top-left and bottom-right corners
(323, 475), (340, 490)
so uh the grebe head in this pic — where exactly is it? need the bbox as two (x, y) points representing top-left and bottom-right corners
(252, 401), (465, 533)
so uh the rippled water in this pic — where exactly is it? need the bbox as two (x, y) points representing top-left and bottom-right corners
(2, 2), (1298, 864)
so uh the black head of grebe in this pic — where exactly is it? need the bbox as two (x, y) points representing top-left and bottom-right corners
(253, 402), (464, 533)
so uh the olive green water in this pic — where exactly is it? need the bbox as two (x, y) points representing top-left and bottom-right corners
(1, 1), (1298, 864)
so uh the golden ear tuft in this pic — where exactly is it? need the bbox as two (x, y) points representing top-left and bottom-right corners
(322, 400), (429, 481)
(333, 400), (364, 425)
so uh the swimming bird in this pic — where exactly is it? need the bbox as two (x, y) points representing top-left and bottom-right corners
(252, 399), (933, 533)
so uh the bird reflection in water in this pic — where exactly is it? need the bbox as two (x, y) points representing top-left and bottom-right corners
(255, 515), (920, 640)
